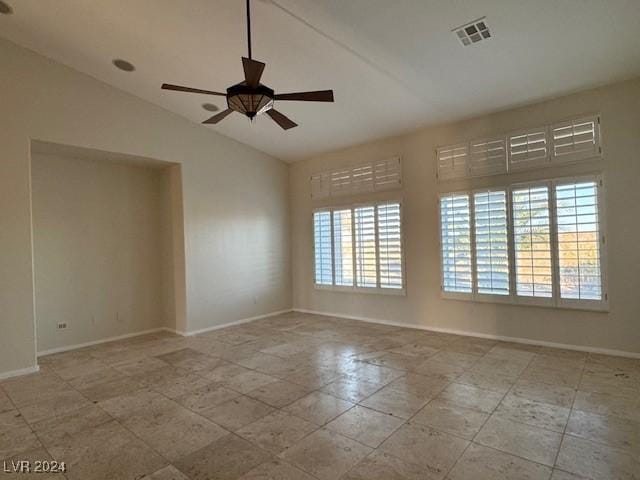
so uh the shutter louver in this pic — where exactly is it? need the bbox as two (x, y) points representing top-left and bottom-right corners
(377, 203), (403, 289)
(555, 181), (602, 301)
(355, 206), (378, 288)
(512, 185), (553, 298)
(333, 209), (354, 286)
(437, 144), (469, 180)
(508, 129), (549, 170)
(551, 116), (601, 163)
(313, 211), (333, 285)
(470, 138), (507, 177)
(440, 194), (473, 293)
(474, 190), (509, 295)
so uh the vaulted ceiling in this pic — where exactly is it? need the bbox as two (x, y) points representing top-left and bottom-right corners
(2, 0), (639, 161)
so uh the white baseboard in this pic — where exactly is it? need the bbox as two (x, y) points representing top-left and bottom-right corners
(293, 308), (640, 359)
(182, 309), (293, 336)
(37, 328), (168, 357)
(0, 365), (40, 381)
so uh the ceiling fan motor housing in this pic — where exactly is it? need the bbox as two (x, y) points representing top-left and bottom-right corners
(227, 83), (274, 119)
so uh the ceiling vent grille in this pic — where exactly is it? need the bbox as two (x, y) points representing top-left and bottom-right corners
(453, 17), (491, 46)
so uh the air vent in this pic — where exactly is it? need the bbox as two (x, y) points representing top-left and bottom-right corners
(453, 17), (491, 46)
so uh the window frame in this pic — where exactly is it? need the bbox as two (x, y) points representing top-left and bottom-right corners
(439, 174), (608, 311)
(312, 199), (406, 296)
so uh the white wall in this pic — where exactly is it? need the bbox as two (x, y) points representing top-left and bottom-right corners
(31, 154), (169, 352)
(290, 78), (640, 355)
(0, 38), (291, 376)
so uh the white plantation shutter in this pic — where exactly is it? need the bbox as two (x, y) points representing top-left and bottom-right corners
(440, 194), (473, 293)
(310, 158), (403, 199)
(555, 180), (603, 301)
(377, 203), (403, 289)
(354, 206), (378, 288)
(470, 138), (507, 177)
(350, 164), (374, 193)
(333, 209), (354, 286)
(374, 157), (402, 191)
(512, 185), (553, 298)
(551, 116), (601, 163)
(473, 190), (510, 295)
(330, 168), (352, 196)
(310, 172), (331, 199)
(508, 128), (549, 170)
(437, 144), (469, 180)
(313, 211), (333, 285)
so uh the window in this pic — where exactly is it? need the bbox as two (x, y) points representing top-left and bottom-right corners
(313, 201), (404, 292)
(439, 194), (473, 293)
(512, 185), (553, 298)
(555, 180), (603, 302)
(377, 203), (403, 289)
(313, 211), (332, 285)
(439, 175), (606, 310)
(474, 190), (509, 295)
(355, 206), (377, 288)
(333, 209), (354, 286)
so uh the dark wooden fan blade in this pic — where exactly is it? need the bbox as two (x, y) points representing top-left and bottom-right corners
(266, 109), (297, 130)
(242, 57), (266, 88)
(162, 83), (226, 96)
(202, 109), (233, 124)
(274, 90), (334, 102)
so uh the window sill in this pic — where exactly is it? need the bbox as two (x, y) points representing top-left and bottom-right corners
(441, 292), (609, 313)
(314, 284), (406, 297)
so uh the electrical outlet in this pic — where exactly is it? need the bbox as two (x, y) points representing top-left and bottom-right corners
(57, 322), (68, 330)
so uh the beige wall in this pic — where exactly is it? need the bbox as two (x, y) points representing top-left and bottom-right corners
(31, 154), (170, 352)
(290, 79), (640, 355)
(0, 38), (291, 376)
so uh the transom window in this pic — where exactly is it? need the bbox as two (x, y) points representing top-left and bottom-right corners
(313, 201), (404, 293)
(438, 175), (606, 310)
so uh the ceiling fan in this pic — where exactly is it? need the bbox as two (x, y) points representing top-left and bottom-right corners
(161, 0), (334, 130)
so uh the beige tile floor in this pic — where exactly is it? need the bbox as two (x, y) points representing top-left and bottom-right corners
(1, 312), (639, 480)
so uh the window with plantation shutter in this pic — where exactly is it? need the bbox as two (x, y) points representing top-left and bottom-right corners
(470, 138), (507, 177)
(439, 194), (473, 293)
(512, 185), (553, 298)
(377, 203), (403, 289)
(313, 201), (405, 293)
(333, 209), (354, 286)
(310, 158), (402, 199)
(551, 116), (601, 163)
(473, 190), (509, 295)
(555, 180), (603, 301)
(437, 144), (469, 180)
(313, 211), (332, 285)
(355, 206), (378, 288)
(508, 128), (549, 170)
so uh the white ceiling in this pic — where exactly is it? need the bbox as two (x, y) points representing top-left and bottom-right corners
(2, 0), (639, 161)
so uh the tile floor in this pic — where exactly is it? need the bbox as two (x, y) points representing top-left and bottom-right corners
(1, 312), (639, 480)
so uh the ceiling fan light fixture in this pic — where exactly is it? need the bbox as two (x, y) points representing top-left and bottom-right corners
(0, 1), (13, 15)
(159, 0), (333, 130)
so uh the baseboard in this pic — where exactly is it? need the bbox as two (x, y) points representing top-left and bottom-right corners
(293, 308), (640, 359)
(182, 309), (293, 336)
(0, 365), (40, 381)
(37, 328), (168, 356)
